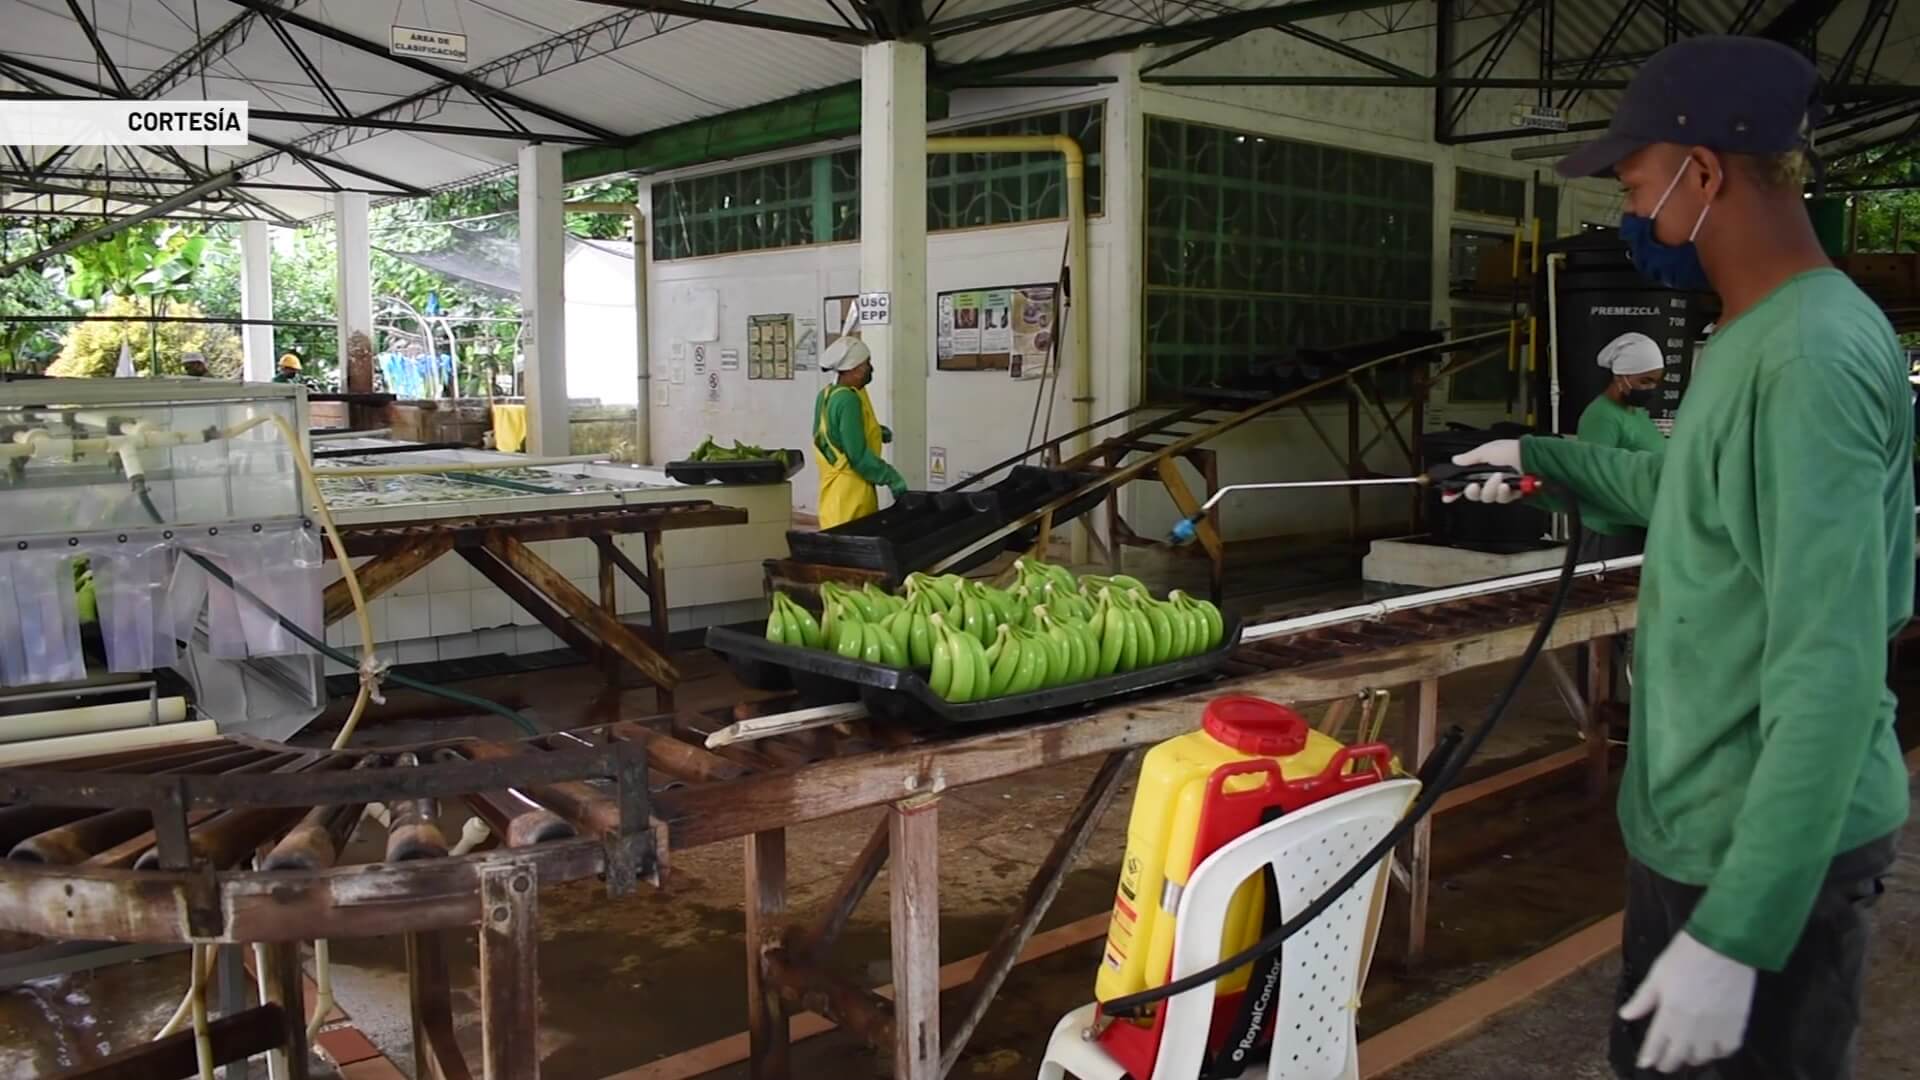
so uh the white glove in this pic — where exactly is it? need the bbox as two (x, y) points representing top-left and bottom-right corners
(1447, 440), (1525, 504)
(1618, 931), (1756, 1073)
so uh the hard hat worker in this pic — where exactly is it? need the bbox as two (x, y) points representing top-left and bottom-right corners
(813, 335), (908, 529)
(273, 351), (304, 383)
(1451, 36), (1907, 1077)
(1577, 331), (1669, 562)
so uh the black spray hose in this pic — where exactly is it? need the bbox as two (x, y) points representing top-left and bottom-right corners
(133, 485), (541, 737)
(1099, 498), (1585, 1020)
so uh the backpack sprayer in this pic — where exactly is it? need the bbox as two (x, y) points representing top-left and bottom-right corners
(1092, 461), (1576, 1071)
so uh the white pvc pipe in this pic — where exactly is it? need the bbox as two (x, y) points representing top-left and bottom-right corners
(0, 696), (188, 745)
(0, 720), (218, 767)
(1242, 554), (1645, 643)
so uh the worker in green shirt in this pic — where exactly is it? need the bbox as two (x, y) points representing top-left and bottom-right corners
(1452, 37), (1907, 1077)
(813, 335), (907, 529)
(1577, 331), (1670, 561)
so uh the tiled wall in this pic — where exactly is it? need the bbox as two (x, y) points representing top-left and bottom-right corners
(321, 485), (790, 675)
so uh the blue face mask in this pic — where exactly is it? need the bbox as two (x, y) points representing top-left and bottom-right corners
(1621, 158), (1713, 291)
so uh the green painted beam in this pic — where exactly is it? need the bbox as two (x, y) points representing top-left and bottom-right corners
(563, 83), (951, 183)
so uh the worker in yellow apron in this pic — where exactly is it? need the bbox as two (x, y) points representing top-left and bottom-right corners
(812, 336), (906, 529)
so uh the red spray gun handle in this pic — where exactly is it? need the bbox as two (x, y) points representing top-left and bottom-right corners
(1425, 462), (1543, 498)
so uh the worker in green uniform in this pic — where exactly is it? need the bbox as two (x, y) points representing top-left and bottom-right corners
(1577, 331), (1669, 562)
(812, 335), (907, 529)
(1451, 36), (1908, 1077)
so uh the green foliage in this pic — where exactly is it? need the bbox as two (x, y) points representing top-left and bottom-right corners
(48, 297), (241, 378)
(62, 222), (210, 308)
(270, 226), (340, 373)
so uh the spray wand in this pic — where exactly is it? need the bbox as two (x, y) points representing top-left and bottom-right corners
(1169, 462), (1542, 543)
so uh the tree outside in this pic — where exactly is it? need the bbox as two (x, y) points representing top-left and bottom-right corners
(47, 296), (242, 378)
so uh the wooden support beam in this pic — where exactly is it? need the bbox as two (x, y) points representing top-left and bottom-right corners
(1156, 456), (1223, 563)
(801, 816), (890, 959)
(642, 531), (671, 656)
(258, 941), (311, 1080)
(764, 944), (896, 1048)
(478, 864), (540, 1080)
(322, 534), (453, 625)
(58, 1004), (288, 1079)
(407, 931), (473, 1080)
(599, 539), (620, 678)
(1405, 678), (1438, 966)
(489, 535), (680, 689)
(745, 829), (790, 1080)
(607, 721), (744, 783)
(889, 798), (941, 1080)
(940, 752), (1134, 1075)
(593, 535), (654, 593)
(461, 547), (602, 660)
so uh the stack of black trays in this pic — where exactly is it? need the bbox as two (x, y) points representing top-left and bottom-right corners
(785, 465), (1106, 582)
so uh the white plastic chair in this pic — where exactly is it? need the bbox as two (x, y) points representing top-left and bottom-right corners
(1039, 778), (1419, 1080)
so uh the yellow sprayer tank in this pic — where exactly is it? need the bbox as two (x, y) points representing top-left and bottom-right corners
(1095, 695), (1375, 1004)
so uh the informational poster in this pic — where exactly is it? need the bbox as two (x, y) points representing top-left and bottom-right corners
(670, 362), (686, 385)
(721, 349), (740, 372)
(693, 344), (708, 376)
(707, 371), (721, 403)
(748, 314), (793, 380)
(823, 296), (857, 351)
(685, 288), (720, 342)
(928, 446), (947, 486)
(938, 283), (1057, 373)
(793, 316), (820, 373)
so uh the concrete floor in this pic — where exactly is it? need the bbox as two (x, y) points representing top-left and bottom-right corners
(1379, 787), (1920, 1080)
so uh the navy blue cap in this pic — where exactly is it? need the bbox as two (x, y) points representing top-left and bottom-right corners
(1556, 35), (1822, 179)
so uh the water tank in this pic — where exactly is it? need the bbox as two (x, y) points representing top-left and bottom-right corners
(1544, 230), (1718, 438)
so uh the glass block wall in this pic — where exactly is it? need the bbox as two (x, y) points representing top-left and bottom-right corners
(1143, 117), (1434, 402)
(1455, 168), (1527, 219)
(651, 105), (1104, 260)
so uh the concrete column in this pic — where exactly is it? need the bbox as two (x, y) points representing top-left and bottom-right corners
(518, 144), (568, 455)
(859, 42), (929, 488)
(333, 192), (372, 388)
(239, 220), (274, 382)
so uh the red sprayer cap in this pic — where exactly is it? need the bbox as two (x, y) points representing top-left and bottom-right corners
(1202, 696), (1308, 756)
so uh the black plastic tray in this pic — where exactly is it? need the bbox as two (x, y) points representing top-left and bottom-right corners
(987, 465), (1105, 551)
(667, 450), (804, 486)
(706, 617), (1242, 728)
(785, 489), (1006, 580)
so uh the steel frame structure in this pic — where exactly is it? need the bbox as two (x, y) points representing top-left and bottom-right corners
(2, 0), (1913, 232)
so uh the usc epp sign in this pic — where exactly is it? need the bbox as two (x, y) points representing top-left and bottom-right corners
(0, 100), (250, 147)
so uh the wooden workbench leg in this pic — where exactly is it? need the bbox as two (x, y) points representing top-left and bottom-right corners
(942, 753), (1132, 1074)
(406, 930), (472, 1080)
(216, 945), (251, 1080)
(478, 864), (540, 1080)
(746, 829), (790, 1080)
(1585, 637), (1615, 800)
(1405, 678), (1438, 966)
(599, 541), (620, 681)
(258, 941), (311, 1080)
(890, 797), (941, 1080)
(644, 530), (674, 712)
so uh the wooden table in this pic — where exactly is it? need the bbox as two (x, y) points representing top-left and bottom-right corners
(323, 502), (748, 706)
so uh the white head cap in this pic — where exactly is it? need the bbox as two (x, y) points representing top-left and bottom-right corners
(1598, 332), (1665, 376)
(821, 336), (872, 373)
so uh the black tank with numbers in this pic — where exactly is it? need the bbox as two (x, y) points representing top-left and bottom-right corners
(1543, 229), (1719, 437)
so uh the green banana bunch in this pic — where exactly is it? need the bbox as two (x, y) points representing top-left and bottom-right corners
(927, 613), (993, 703)
(829, 599), (867, 660)
(1169, 589), (1225, 652)
(862, 583), (905, 620)
(1034, 605), (1099, 685)
(764, 592), (825, 649)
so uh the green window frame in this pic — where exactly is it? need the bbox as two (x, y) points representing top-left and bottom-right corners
(1143, 117), (1434, 403)
(651, 105), (1105, 260)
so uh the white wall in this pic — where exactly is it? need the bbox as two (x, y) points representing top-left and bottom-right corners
(631, 32), (1629, 545)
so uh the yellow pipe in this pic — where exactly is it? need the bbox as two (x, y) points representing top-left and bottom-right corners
(926, 134), (1090, 560)
(1530, 217), (1542, 273)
